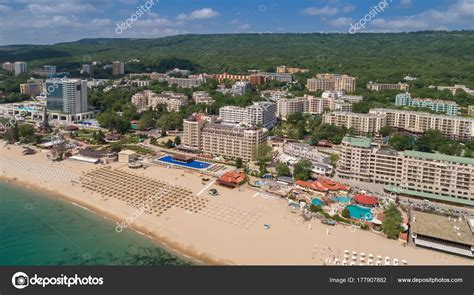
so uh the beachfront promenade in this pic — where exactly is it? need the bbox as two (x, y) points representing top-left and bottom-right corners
(0, 143), (471, 265)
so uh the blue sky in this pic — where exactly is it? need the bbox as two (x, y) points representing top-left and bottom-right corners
(0, 0), (473, 45)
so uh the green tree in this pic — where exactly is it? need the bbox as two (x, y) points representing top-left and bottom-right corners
(235, 158), (243, 169)
(254, 143), (273, 164)
(380, 126), (393, 137)
(293, 159), (313, 181)
(389, 134), (414, 151)
(174, 136), (181, 146)
(156, 113), (183, 131)
(276, 162), (291, 177)
(165, 139), (174, 148)
(381, 204), (403, 239)
(341, 208), (351, 219)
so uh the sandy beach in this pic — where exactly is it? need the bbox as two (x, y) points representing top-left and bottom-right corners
(0, 142), (471, 266)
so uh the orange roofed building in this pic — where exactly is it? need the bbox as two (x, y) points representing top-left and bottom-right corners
(296, 179), (349, 192)
(217, 171), (246, 187)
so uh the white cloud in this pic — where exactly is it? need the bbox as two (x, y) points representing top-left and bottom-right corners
(371, 0), (474, 31)
(327, 17), (353, 27)
(342, 4), (356, 13)
(176, 8), (219, 21)
(303, 5), (338, 16)
(0, 4), (12, 13)
(28, 2), (96, 15)
(400, 0), (412, 6)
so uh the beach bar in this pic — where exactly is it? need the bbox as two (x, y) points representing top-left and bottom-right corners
(217, 171), (246, 188)
(410, 211), (474, 258)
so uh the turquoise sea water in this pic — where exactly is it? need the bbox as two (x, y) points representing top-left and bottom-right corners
(0, 181), (191, 266)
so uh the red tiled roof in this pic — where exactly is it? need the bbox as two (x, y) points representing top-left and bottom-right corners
(217, 171), (246, 186)
(296, 179), (349, 192)
(354, 194), (378, 205)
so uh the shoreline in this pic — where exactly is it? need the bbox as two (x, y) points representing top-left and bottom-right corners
(0, 176), (222, 266)
(0, 143), (471, 265)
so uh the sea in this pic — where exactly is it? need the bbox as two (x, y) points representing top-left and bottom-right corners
(0, 181), (191, 266)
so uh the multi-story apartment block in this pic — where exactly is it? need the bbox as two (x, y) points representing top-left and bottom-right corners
(469, 105), (474, 116)
(31, 65), (56, 78)
(232, 81), (252, 96)
(337, 136), (474, 206)
(306, 74), (357, 93)
(219, 102), (277, 129)
(2, 62), (14, 73)
(367, 81), (409, 92)
(127, 80), (150, 87)
(82, 64), (93, 75)
(131, 91), (188, 112)
(339, 94), (363, 104)
(213, 73), (250, 82)
(395, 93), (459, 116)
(182, 115), (268, 161)
(283, 142), (330, 164)
(112, 61), (124, 75)
(260, 90), (291, 101)
(431, 84), (474, 96)
(276, 65), (309, 74)
(14, 62), (27, 76)
(192, 91), (215, 105)
(369, 108), (474, 141)
(334, 100), (353, 112)
(167, 77), (206, 88)
(20, 83), (44, 97)
(257, 72), (293, 83)
(45, 78), (88, 114)
(276, 98), (308, 119)
(306, 95), (334, 114)
(322, 112), (386, 136)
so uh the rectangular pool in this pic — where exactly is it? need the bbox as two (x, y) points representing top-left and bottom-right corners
(157, 155), (212, 170)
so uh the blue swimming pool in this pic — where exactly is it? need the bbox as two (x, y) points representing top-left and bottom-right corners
(157, 155), (212, 170)
(333, 196), (352, 204)
(254, 180), (266, 186)
(346, 205), (372, 220)
(312, 198), (325, 206)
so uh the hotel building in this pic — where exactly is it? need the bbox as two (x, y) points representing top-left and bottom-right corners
(337, 136), (474, 206)
(232, 81), (252, 96)
(395, 93), (459, 116)
(192, 91), (215, 105)
(182, 115), (268, 161)
(45, 78), (88, 114)
(367, 82), (409, 92)
(322, 112), (387, 136)
(20, 83), (44, 97)
(277, 98), (308, 119)
(431, 84), (474, 96)
(166, 77), (205, 88)
(112, 61), (124, 75)
(369, 108), (474, 141)
(469, 106), (474, 116)
(219, 102), (277, 129)
(276, 65), (309, 74)
(32, 65), (56, 78)
(131, 91), (188, 112)
(306, 74), (357, 93)
(213, 73), (250, 82)
(14, 62), (27, 76)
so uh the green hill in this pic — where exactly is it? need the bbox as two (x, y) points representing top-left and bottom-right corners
(1, 31), (474, 87)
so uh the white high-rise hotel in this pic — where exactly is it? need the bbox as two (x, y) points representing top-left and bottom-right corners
(45, 78), (88, 114)
(219, 102), (277, 129)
